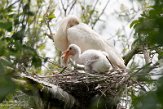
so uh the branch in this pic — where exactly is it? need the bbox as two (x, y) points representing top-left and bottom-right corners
(44, 33), (55, 42)
(12, 74), (79, 109)
(143, 45), (151, 64)
(60, 0), (67, 16)
(92, 0), (110, 29)
(46, 20), (53, 36)
(44, 3), (54, 39)
(87, 0), (99, 25)
(125, 62), (159, 84)
(123, 45), (140, 65)
(7, 0), (20, 9)
(67, 0), (77, 14)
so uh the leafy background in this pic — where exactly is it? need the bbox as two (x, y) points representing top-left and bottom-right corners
(0, 0), (163, 109)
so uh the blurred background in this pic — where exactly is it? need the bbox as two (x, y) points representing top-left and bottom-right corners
(0, 0), (163, 109)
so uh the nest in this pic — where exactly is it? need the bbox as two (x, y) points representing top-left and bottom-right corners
(35, 68), (129, 108)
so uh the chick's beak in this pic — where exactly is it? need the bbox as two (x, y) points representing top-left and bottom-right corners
(62, 50), (70, 64)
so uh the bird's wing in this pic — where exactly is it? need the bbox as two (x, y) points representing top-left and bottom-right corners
(84, 55), (99, 68)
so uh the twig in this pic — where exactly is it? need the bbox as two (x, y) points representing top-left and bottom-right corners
(59, 67), (67, 73)
(87, 0), (99, 24)
(120, 62), (159, 88)
(7, 0), (20, 9)
(143, 45), (151, 64)
(92, 0), (99, 13)
(44, 4), (54, 37)
(60, 0), (67, 16)
(44, 33), (55, 42)
(39, 56), (61, 68)
(92, 0), (110, 29)
(67, 0), (77, 14)
(46, 20), (53, 36)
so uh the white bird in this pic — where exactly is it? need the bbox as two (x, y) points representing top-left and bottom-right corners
(53, 16), (126, 70)
(62, 44), (111, 73)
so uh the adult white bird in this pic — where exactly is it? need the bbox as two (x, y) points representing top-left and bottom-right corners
(53, 16), (126, 70)
(62, 44), (111, 73)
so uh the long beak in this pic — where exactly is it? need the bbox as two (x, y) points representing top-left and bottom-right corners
(62, 50), (70, 64)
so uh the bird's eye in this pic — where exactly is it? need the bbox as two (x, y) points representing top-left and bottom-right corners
(69, 47), (72, 50)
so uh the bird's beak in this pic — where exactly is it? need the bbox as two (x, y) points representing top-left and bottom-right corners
(62, 50), (71, 64)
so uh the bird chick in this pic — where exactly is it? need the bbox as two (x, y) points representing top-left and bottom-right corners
(53, 16), (126, 70)
(61, 44), (111, 73)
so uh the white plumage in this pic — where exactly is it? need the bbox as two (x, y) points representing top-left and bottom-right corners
(53, 16), (126, 70)
(62, 44), (111, 73)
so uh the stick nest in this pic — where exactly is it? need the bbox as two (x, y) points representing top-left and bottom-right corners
(35, 69), (130, 107)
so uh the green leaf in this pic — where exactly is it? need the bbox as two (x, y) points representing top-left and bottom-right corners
(157, 77), (163, 104)
(130, 20), (140, 28)
(158, 51), (163, 59)
(48, 13), (56, 20)
(12, 29), (25, 42)
(0, 57), (15, 102)
(0, 21), (12, 32)
(32, 56), (42, 68)
(38, 43), (45, 51)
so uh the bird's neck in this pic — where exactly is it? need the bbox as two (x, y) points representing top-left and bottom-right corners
(72, 50), (81, 62)
(54, 27), (68, 51)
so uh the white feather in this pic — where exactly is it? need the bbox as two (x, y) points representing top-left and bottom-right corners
(54, 16), (126, 70)
(63, 44), (111, 73)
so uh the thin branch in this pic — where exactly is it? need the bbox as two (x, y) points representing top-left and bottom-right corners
(87, 0), (99, 24)
(44, 33), (55, 42)
(43, 3), (56, 42)
(92, 0), (99, 12)
(60, 0), (67, 16)
(128, 62), (159, 80)
(92, 0), (110, 29)
(39, 56), (61, 68)
(59, 67), (67, 73)
(46, 21), (53, 35)
(7, 0), (20, 9)
(44, 4), (53, 36)
(143, 45), (151, 64)
(67, 0), (77, 14)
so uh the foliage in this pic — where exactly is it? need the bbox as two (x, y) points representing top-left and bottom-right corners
(130, 0), (163, 108)
(131, 1), (163, 44)
(0, 0), (163, 109)
(0, 0), (55, 108)
(130, 0), (163, 57)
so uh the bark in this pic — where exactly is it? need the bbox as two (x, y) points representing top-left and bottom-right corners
(123, 45), (140, 65)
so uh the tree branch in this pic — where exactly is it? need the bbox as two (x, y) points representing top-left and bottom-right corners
(44, 33), (55, 42)
(67, 0), (77, 14)
(60, 0), (67, 16)
(12, 74), (79, 109)
(143, 45), (151, 64)
(92, 0), (110, 29)
(123, 45), (140, 65)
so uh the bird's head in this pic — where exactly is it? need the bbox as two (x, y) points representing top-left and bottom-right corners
(67, 17), (79, 28)
(62, 44), (81, 64)
(61, 16), (80, 32)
